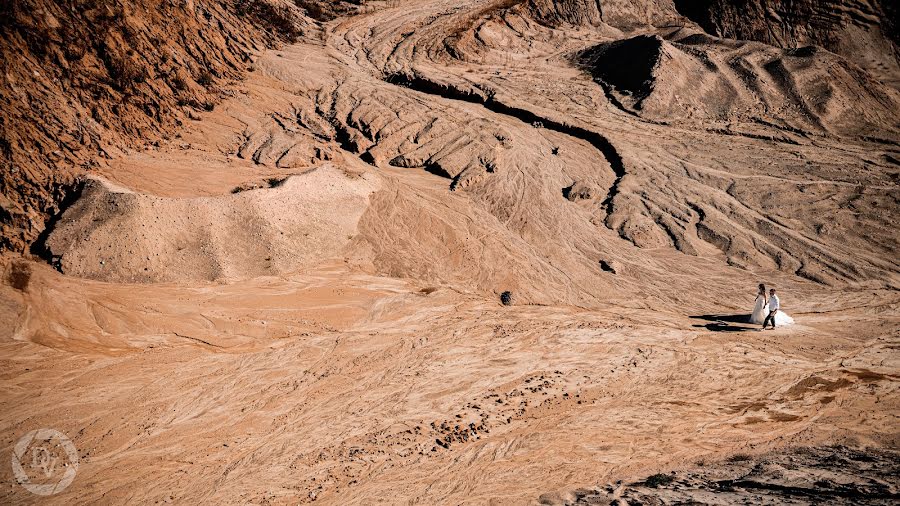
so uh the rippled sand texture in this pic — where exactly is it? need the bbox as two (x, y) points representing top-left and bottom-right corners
(1, 0), (898, 504)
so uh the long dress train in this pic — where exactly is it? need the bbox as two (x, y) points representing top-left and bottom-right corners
(773, 309), (795, 326)
(750, 295), (795, 326)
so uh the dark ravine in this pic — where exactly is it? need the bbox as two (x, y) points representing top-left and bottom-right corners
(384, 72), (626, 212)
(381, 72), (893, 287)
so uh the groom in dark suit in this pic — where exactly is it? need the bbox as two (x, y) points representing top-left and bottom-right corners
(763, 288), (780, 329)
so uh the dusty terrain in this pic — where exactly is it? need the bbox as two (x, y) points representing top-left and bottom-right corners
(1, 0), (899, 504)
(573, 445), (900, 504)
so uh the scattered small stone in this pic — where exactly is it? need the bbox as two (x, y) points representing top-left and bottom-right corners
(599, 260), (616, 273)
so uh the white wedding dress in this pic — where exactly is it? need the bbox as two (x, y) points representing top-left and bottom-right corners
(750, 295), (794, 326)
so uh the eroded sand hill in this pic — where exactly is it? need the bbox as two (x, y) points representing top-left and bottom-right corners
(1, 0), (898, 504)
(44, 166), (376, 283)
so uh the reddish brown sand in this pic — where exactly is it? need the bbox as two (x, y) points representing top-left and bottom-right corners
(1, 0), (898, 504)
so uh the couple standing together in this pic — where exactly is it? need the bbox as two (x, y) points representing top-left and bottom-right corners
(750, 284), (794, 329)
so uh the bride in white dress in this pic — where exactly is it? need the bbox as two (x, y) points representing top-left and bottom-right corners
(750, 284), (769, 324)
(750, 284), (794, 326)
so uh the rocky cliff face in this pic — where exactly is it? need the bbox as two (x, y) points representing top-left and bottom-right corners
(526, 0), (679, 29)
(525, 0), (898, 86)
(526, 0), (604, 26)
(0, 0), (316, 253)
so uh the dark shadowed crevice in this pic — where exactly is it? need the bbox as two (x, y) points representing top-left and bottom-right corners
(384, 72), (626, 211)
(30, 180), (85, 271)
(577, 35), (663, 98)
(330, 118), (361, 153)
(423, 162), (453, 179)
(671, 0), (717, 34)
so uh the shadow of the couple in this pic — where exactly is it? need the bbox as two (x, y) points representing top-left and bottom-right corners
(690, 314), (757, 332)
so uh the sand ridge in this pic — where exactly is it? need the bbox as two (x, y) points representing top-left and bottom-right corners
(45, 166), (377, 283)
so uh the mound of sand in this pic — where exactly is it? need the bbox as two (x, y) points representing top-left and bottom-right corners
(43, 165), (377, 283)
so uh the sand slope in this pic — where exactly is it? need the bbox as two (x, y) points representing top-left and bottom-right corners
(44, 166), (377, 283)
(0, 0), (898, 504)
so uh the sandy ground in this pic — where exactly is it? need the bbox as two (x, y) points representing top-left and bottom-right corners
(1, 0), (899, 504)
(1, 261), (897, 504)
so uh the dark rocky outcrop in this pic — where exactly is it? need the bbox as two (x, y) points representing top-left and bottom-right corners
(562, 445), (900, 505)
